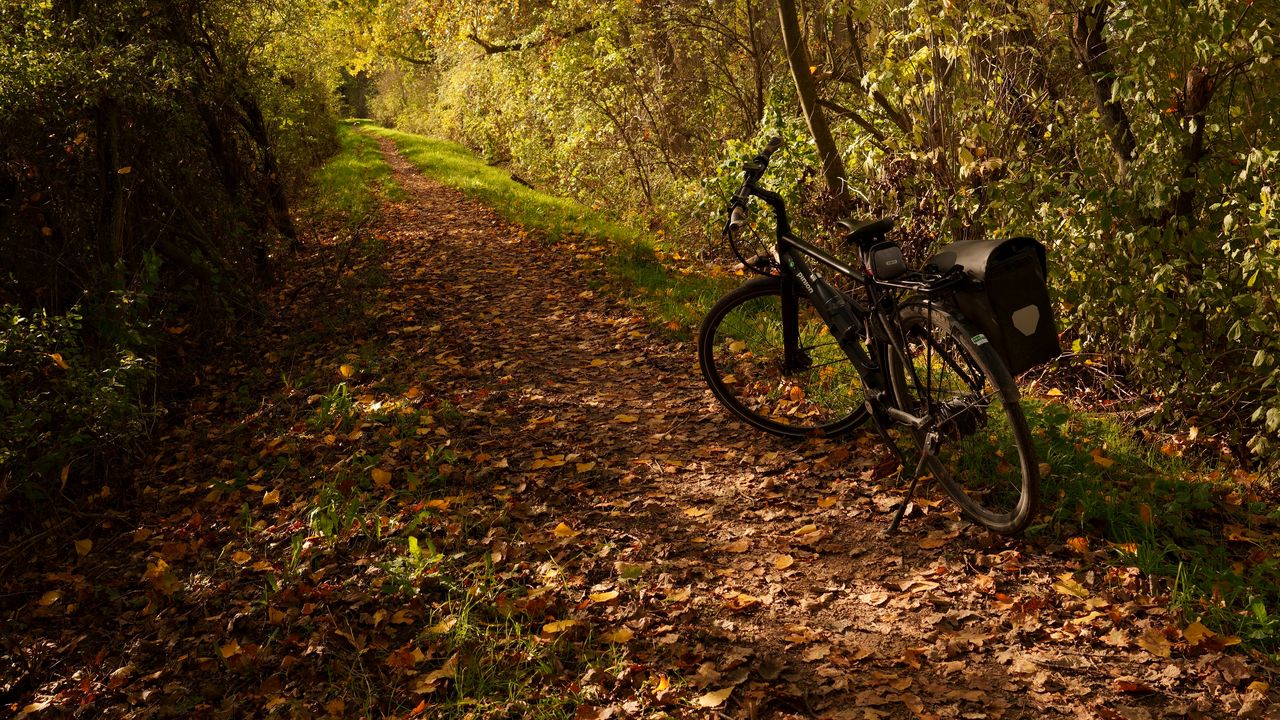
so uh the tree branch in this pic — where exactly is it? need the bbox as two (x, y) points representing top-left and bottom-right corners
(1068, 0), (1137, 179)
(467, 22), (596, 55)
(816, 98), (888, 150)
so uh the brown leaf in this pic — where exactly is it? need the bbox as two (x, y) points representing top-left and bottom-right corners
(695, 687), (733, 708)
(1136, 628), (1172, 658)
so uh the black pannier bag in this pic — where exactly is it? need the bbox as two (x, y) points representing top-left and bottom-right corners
(924, 237), (1062, 376)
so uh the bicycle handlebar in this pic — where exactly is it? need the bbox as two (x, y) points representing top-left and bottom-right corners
(726, 137), (783, 233)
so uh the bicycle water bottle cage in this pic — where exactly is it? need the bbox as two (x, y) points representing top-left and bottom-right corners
(837, 217), (896, 248)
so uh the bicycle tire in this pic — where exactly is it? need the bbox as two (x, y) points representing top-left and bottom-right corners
(887, 303), (1039, 534)
(698, 277), (869, 439)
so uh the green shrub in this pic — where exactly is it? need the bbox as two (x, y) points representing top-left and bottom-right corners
(0, 305), (152, 505)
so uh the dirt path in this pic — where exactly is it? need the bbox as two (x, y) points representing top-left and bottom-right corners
(1, 139), (1268, 720)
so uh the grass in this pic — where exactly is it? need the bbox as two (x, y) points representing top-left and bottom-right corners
(350, 122), (1280, 653)
(308, 120), (406, 224)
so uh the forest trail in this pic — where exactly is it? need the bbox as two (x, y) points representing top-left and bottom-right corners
(1, 137), (1268, 720)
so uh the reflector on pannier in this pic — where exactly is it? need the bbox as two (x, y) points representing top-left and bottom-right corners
(925, 237), (1062, 376)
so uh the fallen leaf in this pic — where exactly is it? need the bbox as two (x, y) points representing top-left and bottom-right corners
(724, 593), (761, 612)
(1091, 447), (1116, 469)
(543, 619), (576, 634)
(230, 551), (252, 565)
(262, 489), (280, 506)
(339, 364), (354, 378)
(552, 522), (579, 538)
(1052, 573), (1089, 599)
(773, 554), (794, 570)
(1136, 628), (1172, 658)
(220, 640), (242, 658)
(612, 414), (638, 423)
(858, 590), (890, 606)
(39, 590), (61, 606)
(1182, 621), (1215, 645)
(722, 539), (750, 553)
(49, 353), (69, 370)
(371, 468), (392, 487)
(604, 628), (634, 643)
(74, 539), (92, 557)
(589, 590), (619, 603)
(696, 687), (733, 708)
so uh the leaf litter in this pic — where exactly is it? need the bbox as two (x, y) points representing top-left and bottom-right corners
(0, 137), (1276, 719)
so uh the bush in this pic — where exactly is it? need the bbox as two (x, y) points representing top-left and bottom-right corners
(0, 304), (152, 505)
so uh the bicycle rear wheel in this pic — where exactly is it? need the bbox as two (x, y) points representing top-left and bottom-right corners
(698, 277), (869, 438)
(887, 303), (1038, 534)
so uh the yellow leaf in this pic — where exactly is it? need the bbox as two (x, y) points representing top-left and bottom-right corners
(605, 628), (634, 643)
(405, 386), (422, 399)
(683, 506), (711, 518)
(728, 340), (747, 353)
(817, 496), (838, 508)
(542, 619), (576, 634)
(1136, 628), (1172, 658)
(1052, 573), (1090, 599)
(722, 539), (750, 553)
(220, 640), (242, 658)
(371, 468), (392, 487)
(1091, 448), (1116, 469)
(339, 364), (355, 378)
(1045, 388), (1064, 397)
(613, 414), (638, 423)
(230, 551), (252, 565)
(49, 353), (70, 370)
(589, 590), (620, 603)
(1066, 537), (1090, 555)
(74, 539), (92, 557)
(696, 686), (733, 708)
(575, 462), (596, 473)
(724, 592), (761, 612)
(268, 607), (287, 624)
(552, 522), (579, 538)
(428, 616), (457, 634)
(39, 589), (61, 606)
(1182, 621), (1215, 645)
(652, 674), (670, 692)
(116, 166), (132, 174)
(262, 489), (281, 507)
(793, 524), (819, 536)
(774, 554), (795, 570)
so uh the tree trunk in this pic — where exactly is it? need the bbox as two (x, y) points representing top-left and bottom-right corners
(775, 0), (850, 209)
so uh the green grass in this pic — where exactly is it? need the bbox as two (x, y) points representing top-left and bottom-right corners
(360, 124), (733, 332)
(309, 120), (406, 224)
(1025, 398), (1280, 648)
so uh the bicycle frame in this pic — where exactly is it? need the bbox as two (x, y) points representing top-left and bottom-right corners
(742, 181), (949, 435)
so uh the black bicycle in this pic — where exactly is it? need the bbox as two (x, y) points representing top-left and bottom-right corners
(698, 138), (1060, 535)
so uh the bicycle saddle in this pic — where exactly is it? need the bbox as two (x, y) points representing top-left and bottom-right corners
(837, 217), (895, 246)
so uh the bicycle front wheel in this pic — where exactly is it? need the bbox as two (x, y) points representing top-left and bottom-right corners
(698, 277), (869, 439)
(888, 303), (1039, 534)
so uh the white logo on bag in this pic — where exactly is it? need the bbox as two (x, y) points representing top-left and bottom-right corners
(1012, 305), (1040, 336)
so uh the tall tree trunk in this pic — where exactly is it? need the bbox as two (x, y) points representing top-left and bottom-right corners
(775, 0), (850, 209)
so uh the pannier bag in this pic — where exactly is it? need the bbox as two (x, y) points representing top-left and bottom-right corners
(925, 237), (1062, 376)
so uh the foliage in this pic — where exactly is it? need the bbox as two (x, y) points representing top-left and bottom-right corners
(0, 303), (153, 504)
(354, 0), (1280, 462)
(0, 0), (351, 509)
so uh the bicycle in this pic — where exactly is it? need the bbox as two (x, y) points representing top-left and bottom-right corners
(697, 138), (1061, 535)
